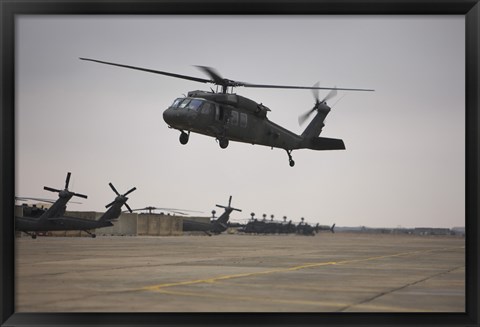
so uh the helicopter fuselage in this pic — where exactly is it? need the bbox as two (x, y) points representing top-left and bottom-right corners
(162, 91), (305, 150)
(15, 216), (113, 232)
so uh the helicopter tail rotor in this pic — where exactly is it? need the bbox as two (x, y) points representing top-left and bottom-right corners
(216, 195), (242, 212)
(298, 84), (338, 126)
(105, 183), (136, 213)
(43, 172), (88, 199)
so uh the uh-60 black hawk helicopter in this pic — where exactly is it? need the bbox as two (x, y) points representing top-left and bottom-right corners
(15, 172), (136, 238)
(80, 58), (373, 166)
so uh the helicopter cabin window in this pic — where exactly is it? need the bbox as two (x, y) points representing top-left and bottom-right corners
(186, 99), (203, 111)
(240, 112), (247, 128)
(179, 99), (191, 108)
(229, 111), (239, 126)
(201, 103), (212, 115)
(171, 98), (183, 108)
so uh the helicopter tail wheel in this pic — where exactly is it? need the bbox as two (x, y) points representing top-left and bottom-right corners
(286, 150), (295, 167)
(179, 131), (189, 145)
(219, 138), (229, 149)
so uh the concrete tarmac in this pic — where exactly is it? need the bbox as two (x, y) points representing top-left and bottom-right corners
(15, 233), (465, 312)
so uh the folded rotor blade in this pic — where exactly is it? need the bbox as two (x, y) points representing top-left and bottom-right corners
(109, 183), (120, 196)
(15, 196), (56, 204)
(80, 58), (211, 84)
(15, 196), (83, 205)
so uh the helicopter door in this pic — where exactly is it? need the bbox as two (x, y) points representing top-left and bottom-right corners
(215, 106), (225, 121)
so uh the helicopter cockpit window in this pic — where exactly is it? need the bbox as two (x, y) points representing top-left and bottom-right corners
(178, 99), (191, 108)
(186, 99), (204, 111)
(171, 98), (183, 108)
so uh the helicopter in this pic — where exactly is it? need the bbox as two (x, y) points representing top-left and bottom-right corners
(183, 195), (241, 236)
(80, 58), (374, 166)
(15, 172), (87, 237)
(315, 223), (336, 233)
(15, 173), (136, 239)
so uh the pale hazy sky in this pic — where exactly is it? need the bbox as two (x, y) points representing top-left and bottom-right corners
(15, 15), (465, 228)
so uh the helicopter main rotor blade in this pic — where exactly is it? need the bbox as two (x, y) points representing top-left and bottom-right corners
(243, 82), (374, 92)
(81, 57), (374, 92)
(15, 196), (83, 204)
(80, 58), (211, 84)
(195, 66), (225, 85)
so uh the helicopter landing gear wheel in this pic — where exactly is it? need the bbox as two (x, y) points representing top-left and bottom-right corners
(286, 150), (295, 167)
(179, 131), (189, 145)
(32, 234), (37, 239)
(83, 230), (96, 238)
(219, 138), (229, 149)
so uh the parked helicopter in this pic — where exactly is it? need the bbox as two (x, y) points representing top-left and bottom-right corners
(183, 196), (241, 236)
(315, 223), (336, 233)
(80, 58), (373, 166)
(239, 214), (332, 236)
(15, 172), (88, 236)
(16, 181), (136, 239)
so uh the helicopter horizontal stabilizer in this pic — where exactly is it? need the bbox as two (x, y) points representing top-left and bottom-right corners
(308, 137), (345, 151)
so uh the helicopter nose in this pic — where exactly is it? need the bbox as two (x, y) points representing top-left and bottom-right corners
(163, 108), (173, 124)
(163, 107), (196, 128)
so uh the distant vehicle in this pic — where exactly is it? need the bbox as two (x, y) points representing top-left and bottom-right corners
(183, 196), (241, 236)
(16, 182), (136, 238)
(80, 57), (373, 166)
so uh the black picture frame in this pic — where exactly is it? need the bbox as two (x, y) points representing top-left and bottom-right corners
(1, 1), (478, 326)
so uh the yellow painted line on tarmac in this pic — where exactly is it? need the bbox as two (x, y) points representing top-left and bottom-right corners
(154, 288), (348, 308)
(143, 246), (464, 293)
(143, 261), (338, 291)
